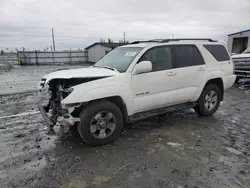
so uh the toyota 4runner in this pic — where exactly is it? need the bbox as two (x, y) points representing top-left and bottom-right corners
(39, 38), (236, 146)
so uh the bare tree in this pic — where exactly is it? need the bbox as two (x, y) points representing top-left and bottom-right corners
(100, 38), (105, 43)
(108, 38), (113, 43)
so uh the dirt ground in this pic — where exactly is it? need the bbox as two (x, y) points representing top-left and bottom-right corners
(0, 82), (249, 188)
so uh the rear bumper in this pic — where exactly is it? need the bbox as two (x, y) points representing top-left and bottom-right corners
(38, 104), (54, 127)
(223, 75), (236, 90)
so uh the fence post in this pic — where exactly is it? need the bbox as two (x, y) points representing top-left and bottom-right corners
(17, 55), (21, 65)
(35, 50), (38, 65)
(69, 49), (72, 64)
(52, 51), (54, 64)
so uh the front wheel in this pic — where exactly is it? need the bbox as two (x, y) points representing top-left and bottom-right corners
(194, 84), (222, 116)
(77, 101), (123, 146)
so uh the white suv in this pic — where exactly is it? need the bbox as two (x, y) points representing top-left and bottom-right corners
(39, 38), (236, 146)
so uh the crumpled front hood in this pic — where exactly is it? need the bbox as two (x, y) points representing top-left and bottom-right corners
(42, 66), (119, 85)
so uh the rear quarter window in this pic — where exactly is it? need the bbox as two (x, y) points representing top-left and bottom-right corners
(203, 45), (230, 61)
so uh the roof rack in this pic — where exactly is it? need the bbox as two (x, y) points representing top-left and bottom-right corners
(130, 38), (217, 44)
(160, 38), (217, 43)
(129, 40), (160, 44)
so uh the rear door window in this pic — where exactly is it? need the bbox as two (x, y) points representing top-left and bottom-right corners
(174, 45), (204, 68)
(203, 45), (230, 61)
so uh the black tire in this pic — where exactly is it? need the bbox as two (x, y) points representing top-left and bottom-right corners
(77, 101), (123, 146)
(194, 84), (222, 116)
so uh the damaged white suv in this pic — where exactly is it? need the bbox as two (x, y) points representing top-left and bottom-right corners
(39, 38), (236, 146)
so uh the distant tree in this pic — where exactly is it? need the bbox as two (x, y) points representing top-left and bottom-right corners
(100, 38), (105, 43)
(107, 38), (113, 43)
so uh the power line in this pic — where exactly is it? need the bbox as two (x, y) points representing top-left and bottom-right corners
(1, 34), (105, 39)
(1, 34), (51, 38)
(2, 33), (135, 40)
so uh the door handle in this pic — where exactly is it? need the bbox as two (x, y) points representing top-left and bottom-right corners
(198, 67), (205, 71)
(167, 72), (176, 76)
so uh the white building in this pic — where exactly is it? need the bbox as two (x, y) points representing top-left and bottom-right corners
(85, 42), (126, 63)
(227, 29), (250, 54)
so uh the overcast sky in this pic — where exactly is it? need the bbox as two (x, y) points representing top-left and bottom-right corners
(1, 0), (250, 51)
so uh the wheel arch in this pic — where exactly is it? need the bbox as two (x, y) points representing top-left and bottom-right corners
(72, 96), (128, 122)
(204, 78), (224, 101)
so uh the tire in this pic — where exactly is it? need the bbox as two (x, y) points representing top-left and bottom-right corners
(77, 101), (123, 146)
(194, 84), (222, 116)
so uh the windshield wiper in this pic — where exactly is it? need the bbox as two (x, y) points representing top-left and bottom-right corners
(102, 66), (119, 72)
(92, 65), (119, 72)
(93, 65), (119, 72)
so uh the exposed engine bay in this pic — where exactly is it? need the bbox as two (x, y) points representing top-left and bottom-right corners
(41, 77), (106, 127)
(38, 66), (119, 128)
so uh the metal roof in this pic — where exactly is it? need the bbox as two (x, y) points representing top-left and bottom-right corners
(228, 29), (250, 36)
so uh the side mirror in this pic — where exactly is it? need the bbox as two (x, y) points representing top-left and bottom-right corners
(134, 61), (152, 74)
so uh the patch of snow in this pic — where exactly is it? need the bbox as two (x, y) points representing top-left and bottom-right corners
(0, 111), (39, 120)
(177, 186), (184, 188)
(167, 142), (182, 148)
(225, 147), (242, 155)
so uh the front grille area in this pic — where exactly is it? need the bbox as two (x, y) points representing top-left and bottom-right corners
(232, 58), (250, 70)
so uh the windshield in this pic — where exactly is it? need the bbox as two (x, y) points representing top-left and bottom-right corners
(95, 47), (143, 72)
(243, 47), (250, 54)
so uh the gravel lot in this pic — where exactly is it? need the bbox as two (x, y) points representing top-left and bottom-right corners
(0, 66), (250, 188)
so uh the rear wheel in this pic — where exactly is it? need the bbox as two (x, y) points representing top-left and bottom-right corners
(194, 84), (222, 116)
(77, 101), (123, 146)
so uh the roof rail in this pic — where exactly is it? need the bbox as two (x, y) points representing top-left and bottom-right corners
(130, 38), (217, 44)
(160, 38), (217, 43)
(129, 40), (160, 44)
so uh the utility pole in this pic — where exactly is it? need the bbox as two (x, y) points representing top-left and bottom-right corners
(50, 45), (53, 52)
(123, 32), (126, 43)
(52, 28), (56, 51)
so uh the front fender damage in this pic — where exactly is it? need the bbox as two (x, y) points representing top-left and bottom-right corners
(39, 77), (106, 128)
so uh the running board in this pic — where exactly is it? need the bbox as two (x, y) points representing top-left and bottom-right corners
(128, 102), (197, 123)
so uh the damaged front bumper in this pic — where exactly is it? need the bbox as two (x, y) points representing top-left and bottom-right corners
(56, 113), (80, 127)
(39, 78), (83, 128)
(38, 104), (54, 127)
(38, 104), (80, 127)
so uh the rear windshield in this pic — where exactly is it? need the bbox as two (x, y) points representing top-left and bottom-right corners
(203, 45), (230, 61)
